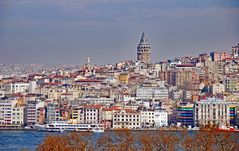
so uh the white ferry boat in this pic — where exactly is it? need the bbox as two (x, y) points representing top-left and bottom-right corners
(35, 121), (104, 133)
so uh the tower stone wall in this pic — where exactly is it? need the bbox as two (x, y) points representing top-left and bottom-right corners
(137, 32), (151, 62)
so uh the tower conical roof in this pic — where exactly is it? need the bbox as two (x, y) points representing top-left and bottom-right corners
(139, 32), (149, 44)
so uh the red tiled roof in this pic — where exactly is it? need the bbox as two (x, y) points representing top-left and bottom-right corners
(125, 109), (138, 113)
(102, 108), (114, 111)
(84, 104), (102, 109)
(29, 74), (44, 77)
(223, 58), (239, 61)
(52, 75), (65, 79)
(12, 93), (24, 97)
(176, 64), (195, 67)
(42, 82), (62, 85)
(61, 93), (72, 95)
(75, 79), (102, 83)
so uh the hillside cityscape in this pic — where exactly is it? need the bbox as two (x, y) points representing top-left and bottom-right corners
(1, 32), (239, 131)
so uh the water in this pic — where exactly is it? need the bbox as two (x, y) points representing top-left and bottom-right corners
(0, 131), (101, 151)
(1, 130), (239, 151)
(0, 131), (50, 151)
(0, 130), (183, 151)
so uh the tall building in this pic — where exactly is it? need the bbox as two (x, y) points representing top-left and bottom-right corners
(46, 103), (60, 124)
(0, 97), (24, 126)
(137, 32), (151, 62)
(232, 43), (239, 58)
(83, 105), (102, 124)
(25, 101), (37, 125)
(176, 103), (194, 127)
(210, 51), (231, 61)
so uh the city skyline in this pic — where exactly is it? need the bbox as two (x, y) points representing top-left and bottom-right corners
(0, 0), (239, 65)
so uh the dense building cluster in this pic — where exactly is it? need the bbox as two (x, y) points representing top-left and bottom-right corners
(0, 33), (239, 130)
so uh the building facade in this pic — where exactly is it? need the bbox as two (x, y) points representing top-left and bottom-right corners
(12, 105), (25, 126)
(154, 110), (168, 127)
(194, 98), (239, 127)
(0, 98), (18, 126)
(176, 103), (194, 127)
(113, 109), (141, 129)
(5, 82), (29, 94)
(211, 82), (225, 95)
(140, 110), (155, 128)
(210, 51), (231, 61)
(84, 105), (102, 124)
(136, 86), (169, 101)
(25, 101), (37, 125)
(232, 43), (239, 58)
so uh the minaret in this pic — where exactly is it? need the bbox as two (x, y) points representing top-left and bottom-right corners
(85, 55), (92, 71)
(137, 32), (151, 62)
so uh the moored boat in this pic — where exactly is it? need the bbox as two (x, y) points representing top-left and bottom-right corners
(35, 121), (104, 133)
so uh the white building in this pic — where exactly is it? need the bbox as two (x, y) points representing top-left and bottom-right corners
(0, 98), (15, 125)
(136, 86), (168, 100)
(154, 110), (168, 127)
(140, 110), (155, 128)
(169, 90), (182, 100)
(29, 81), (37, 94)
(232, 43), (239, 58)
(76, 97), (114, 105)
(182, 91), (192, 100)
(5, 82), (29, 94)
(121, 95), (136, 103)
(194, 98), (239, 127)
(46, 103), (60, 124)
(113, 109), (141, 129)
(211, 82), (225, 95)
(101, 108), (114, 121)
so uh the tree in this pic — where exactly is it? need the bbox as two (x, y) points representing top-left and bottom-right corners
(37, 132), (93, 151)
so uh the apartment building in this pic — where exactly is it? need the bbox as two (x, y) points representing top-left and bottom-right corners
(0, 97), (24, 126)
(84, 105), (102, 124)
(113, 109), (141, 129)
(4, 82), (29, 94)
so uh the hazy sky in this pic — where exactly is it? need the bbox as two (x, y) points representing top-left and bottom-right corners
(0, 0), (239, 65)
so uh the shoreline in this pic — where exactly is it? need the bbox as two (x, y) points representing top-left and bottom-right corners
(1, 127), (239, 133)
(0, 128), (37, 131)
(0, 128), (189, 131)
(0, 127), (189, 131)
